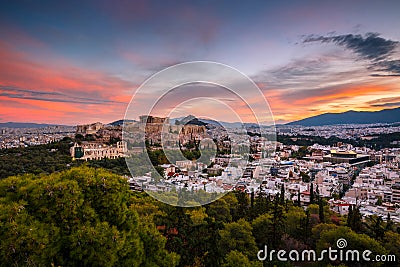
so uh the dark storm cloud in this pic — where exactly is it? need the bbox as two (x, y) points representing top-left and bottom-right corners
(303, 33), (400, 76)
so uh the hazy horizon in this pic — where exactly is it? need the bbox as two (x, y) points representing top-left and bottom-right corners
(2, 105), (400, 127)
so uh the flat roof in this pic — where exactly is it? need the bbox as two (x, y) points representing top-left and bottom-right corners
(330, 150), (357, 154)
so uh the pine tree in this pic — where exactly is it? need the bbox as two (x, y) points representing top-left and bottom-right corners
(234, 191), (249, 220)
(270, 195), (285, 247)
(253, 190), (269, 217)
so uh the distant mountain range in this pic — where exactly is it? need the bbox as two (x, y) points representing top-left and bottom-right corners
(108, 119), (137, 126)
(114, 115), (273, 129)
(0, 122), (70, 128)
(171, 115), (261, 128)
(7, 107), (397, 129)
(287, 107), (400, 126)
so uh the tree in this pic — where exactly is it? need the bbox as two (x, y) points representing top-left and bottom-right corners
(280, 184), (285, 205)
(291, 146), (308, 159)
(0, 166), (178, 266)
(318, 198), (325, 223)
(253, 190), (270, 218)
(252, 213), (273, 249)
(376, 196), (383, 206)
(219, 219), (258, 260)
(311, 223), (337, 247)
(137, 217), (180, 267)
(131, 195), (180, 267)
(317, 226), (387, 266)
(300, 171), (310, 183)
(270, 197), (286, 247)
(285, 206), (306, 240)
(347, 205), (353, 227)
(383, 231), (400, 261)
(302, 209), (312, 245)
(347, 205), (362, 233)
(153, 166), (165, 182)
(386, 213), (394, 232)
(206, 198), (232, 223)
(250, 191), (255, 209)
(222, 250), (262, 267)
(75, 133), (84, 140)
(297, 190), (301, 207)
(156, 203), (225, 267)
(233, 191), (249, 221)
(310, 183), (315, 204)
(0, 139), (75, 179)
(364, 215), (386, 241)
(307, 204), (321, 227)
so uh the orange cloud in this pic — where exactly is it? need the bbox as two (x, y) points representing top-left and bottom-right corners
(258, 82), (400, 123)
(0, 41), (136, 124)
(293, 84), (394, 105)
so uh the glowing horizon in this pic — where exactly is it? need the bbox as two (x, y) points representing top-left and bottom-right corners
(1, 1), (400, 125)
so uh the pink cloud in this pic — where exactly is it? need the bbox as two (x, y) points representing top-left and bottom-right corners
(0, 40), (137, 124)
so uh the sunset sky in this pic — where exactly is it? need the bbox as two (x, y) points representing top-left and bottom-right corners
(1, 0), (400, 125)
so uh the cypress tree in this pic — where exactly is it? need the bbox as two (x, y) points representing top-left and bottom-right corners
(318, 197), (325, 223)
(386, 213), (394, 231)
(349, 205), (362, 233)
(347, 205), (353, 227)
(302, 209), (311, 245)
(280, 184), (285, 205)
(250, 190), (255, 209)
(310, 183), (314, 204)
(297, 189), (301, 207)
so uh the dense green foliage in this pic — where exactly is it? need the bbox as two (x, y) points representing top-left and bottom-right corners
(1, 130), (399, 180)
(0, 138), (73, 179)
(84, 157), (131, 176)
(0, 140), (153, 179)
(277, 132), (400, 149)
(1, 138), (400, 266)
(1, 167), (398, 266)
(360, 132), (400, 149)
(277, 134), (357, 147)
(0, 166), (178, 266)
